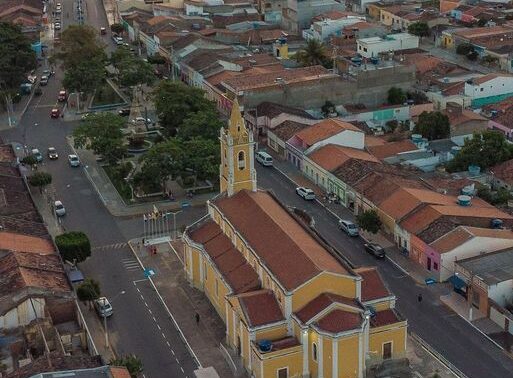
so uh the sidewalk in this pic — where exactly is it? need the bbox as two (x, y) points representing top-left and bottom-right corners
(67, 137), (216, 217)
(129, 238), (245, 378)
(267, 151), (436, 285)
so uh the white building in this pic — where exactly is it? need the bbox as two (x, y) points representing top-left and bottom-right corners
(302, 16), (365, 41)
(464, 74), (513, 107)
(356, 33), (419, 58)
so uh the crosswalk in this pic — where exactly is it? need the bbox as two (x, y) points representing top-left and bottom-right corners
(122, 258), (141, 271)
(92, 242), (128, 251)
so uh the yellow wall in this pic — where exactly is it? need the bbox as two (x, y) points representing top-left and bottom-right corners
(292, 272), (357, 311)
(369, 324), (407, 360)
(241, 326), (250, 367)
(203, 261), (230, 322)
(371, 301), (393, 311)
(322, 336), (332, 378)
(255, 324), (288, 341)
(259, 349), (303, 378)
(338, 335), (360, 378)
(308, 331), (319, 377)
(376, 209), (395, 236)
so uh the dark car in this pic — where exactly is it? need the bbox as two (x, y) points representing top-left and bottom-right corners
(118, 108), (130, 117)
(364, 243), (386, 258)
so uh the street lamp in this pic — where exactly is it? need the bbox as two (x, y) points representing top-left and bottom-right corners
(103, 290), (126, 349)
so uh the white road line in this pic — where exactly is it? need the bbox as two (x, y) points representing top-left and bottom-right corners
(137, 287), (141, 292)
(180, 367), (184, 373)
(175, 357), (180, 364)
(166, 341), (171, 347)
(140, 294), (145, 300)
(153, 316), (157, 322)
(171, 349), (175, 356)
(144, 302), (149, 308)
(161, 332), (166, 338)
(148, 309), (152, 314)
(157, 324), (161, 330)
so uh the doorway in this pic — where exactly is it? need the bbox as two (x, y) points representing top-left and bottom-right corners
(427, 257), (432, 271)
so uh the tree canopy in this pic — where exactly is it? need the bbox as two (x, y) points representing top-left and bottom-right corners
(408, 22), (429, 37)
(55, 25), (107, 94)
(446, 130), (513, 172)
(295, 39), (332, 68)
(28, 172), (52, 191)
(387, 87), (407, 105)
(111, 47), (155, 87)
(73, 113), (126, 165)
(356, 210), (382, 234)
(55, 231), (91, 263)
(110, 355), (143, 378)
(0, 22), (36, 91)
(413, 111), (450, 141)
(177, 109), (224, 141)
(153, 80), (218, 136)
(110, 23), (125, 35)
(77, 278), (100, 302)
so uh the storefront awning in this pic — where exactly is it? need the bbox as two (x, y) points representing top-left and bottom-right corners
(449, 275), (466, 290)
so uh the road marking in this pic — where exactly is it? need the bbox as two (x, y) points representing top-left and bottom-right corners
(175, 357), (180, 364)
(148, 309), (152, 314)
(161, 332), (166, 338)
(144, 302), (149, 308)
(166, 341), (171, 347)
(140, 294), (145, 300)
(157, 324), (161, 330)
(92, 242), (127, 251)
(136, 287), (141, 292)
(122, 258), (141, 271)
(171, 349), (175, 355)
(133, 279), (147, 284)
(153, 316), (157, 322)
(180, 367), (184, 373)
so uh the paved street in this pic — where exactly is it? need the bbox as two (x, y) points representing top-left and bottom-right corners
(255, 164), (513, 378)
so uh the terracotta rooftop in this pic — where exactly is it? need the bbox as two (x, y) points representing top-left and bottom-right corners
(370, 309), (401, 328)
(367, 140), (418, 160)
(491, 158), (513, 185)
(452, 26), (513, 39)
(378, 187), (457, 221)
(294, 119), (361, 146)
(295, 292), (361, 324)
(315, 309), (362, 333)
(214, 190), (349, 291)
(355, 267), (391, 302)
(188, 221), (261, 294)
(430, 226), (513, 253)
(312, 10), (358, 21)
(308, 144), (379, 172)
(222, 65), (334, 92)
(271, 120), (310, 142)
(255, 101), (315, 120)
(0, 232), (55, 254)
(442, 81), (465, 96)
(0, 250), (70, 298)
(332, 159), (379, 187)
(445, 108), (488, 126)
(238, 290), (284, 327)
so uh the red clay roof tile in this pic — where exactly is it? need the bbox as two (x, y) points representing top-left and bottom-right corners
(315, 309), (362, 333)
(238, 290), (284, 327)
(295, 292), (360, 324)
(355, 267), (391, 302)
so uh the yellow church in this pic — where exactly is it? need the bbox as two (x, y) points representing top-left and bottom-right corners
(183, 103), (408, 378)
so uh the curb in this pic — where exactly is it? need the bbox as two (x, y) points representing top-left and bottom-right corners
(127, 238), (202, 368)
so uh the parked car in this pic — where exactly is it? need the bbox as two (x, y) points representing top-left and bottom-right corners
(54, 22), (61, 30)
(50, 108), (60, 118)
(40, 75), (49, 86)
(54, 200), (66, 216)
(68, 154), (80, 167)
(100, 27), (106, 35)
(118, 108), (130, 117)
(58, 90), (67, 102)
(31, 148), (43, 162)
(94, 297), (113, 318)
(364, 243), (386, 258)
(296, 187), (315, 200)
(256, 151), (273, 166)
(132, 116), (152, 125)
(47, 147), (58, 159)
(339, 220), (359, 237)
(34, 86), (43, 96)
(42, 69), (53, 77)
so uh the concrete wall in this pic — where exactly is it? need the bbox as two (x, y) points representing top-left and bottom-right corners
(489, 279), (513, 307)
(465, 76), (513, 100)
(0, 298), (45, 330)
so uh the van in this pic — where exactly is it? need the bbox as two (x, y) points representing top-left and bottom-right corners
(256, 151), (273, 166)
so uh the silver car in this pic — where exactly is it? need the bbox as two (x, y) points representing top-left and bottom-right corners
(68, 154), (80, 167)
(94, 297), (113, 317)
(339, 220), (359, 237)
(54, 200), (66, 216)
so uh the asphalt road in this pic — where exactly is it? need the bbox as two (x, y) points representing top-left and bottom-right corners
(0, 1), (201, 377)
(255, 164), (513, 378)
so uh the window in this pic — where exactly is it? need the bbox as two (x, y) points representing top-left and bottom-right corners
(238, 151), (245, 170)
(204, 262), (208, 281)
(277, 367), (288, 378)
(224, 149), (227, 167)
(383, 342), (392, 359)
(480, 88), (484, 92)
(312, 342), (318, 361)
(472, 290), (480, 309)
(215, 279), (219, 298)
(433, 262), (439, 271)
(364, 47), (368, 52)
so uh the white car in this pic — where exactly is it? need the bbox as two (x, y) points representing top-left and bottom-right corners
(54, 23), (61, 30)
(68, 154), (80, 167)
(95, 297), (113, 317)
(31, 148), (43, 162)
(132, 117), (152, 125)
(54, 200), (66, 216)
(296, 187), (315, 200)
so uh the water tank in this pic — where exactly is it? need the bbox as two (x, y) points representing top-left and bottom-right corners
(257, 340), (272, 352)
(461, 184), (474, 196)
(451, 146), (462, 155)
(468, 165), (481, 177)
(491, 219), (504, 229)
(411, 134), (423, 143)
(457, 195), (472, 206)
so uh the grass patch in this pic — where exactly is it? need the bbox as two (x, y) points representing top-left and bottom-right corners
(103, 162), (132, 202)
(92, 81), (124, 107)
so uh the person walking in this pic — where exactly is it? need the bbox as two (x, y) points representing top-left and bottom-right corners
(417, 293), (423, 303)
(195, 312), (200, 325)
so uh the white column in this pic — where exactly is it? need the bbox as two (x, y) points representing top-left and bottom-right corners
(248, 331), (254, 370)
(318, 335), (324, 378)
(199, 256), (204, 285)
(233, 311), (238, 346)
(358, 331), (364, 378)
(362, 316), (370, 377)
(332, 338), (338, 378)
(302, 330), (309, 376)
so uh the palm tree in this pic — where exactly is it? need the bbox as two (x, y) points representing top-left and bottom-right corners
(296, 39), (328, 67)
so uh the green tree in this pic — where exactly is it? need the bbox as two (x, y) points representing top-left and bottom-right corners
(134, 139), (184, 192)
(110, 23), (125, 35)
(28, 172), (52, 193)
(21, 155), (37, 166)
(76, 278), (100, 302)
(73, 113), (126, 165)
(447, 130), (513, 172)
(387, 87), (407, 105)
(178, 110), (224, 140)
(153, 81), (217, 136)
(0, 22), (37, 91)
(456, 43), (474, 56)
(413, 111), (450, 140)
(62, 59), (106, 96)
(147, 55), (167, 65)
(183, 138), (220, 180)
(295, 39), (330, 67)
(356, 210), (382, 234)
(407, 22), (429, 37)
(110, 355), (143, 378)
(55, 231), (91, 263)
(111, 47), (155, 87)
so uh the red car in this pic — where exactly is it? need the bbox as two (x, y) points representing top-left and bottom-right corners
(58, 90), (67, 102)
(51, 108), (60, 118)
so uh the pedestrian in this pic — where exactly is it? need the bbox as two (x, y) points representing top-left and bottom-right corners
(195, 312), (200, 325)
(417, 293), (423, 303)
